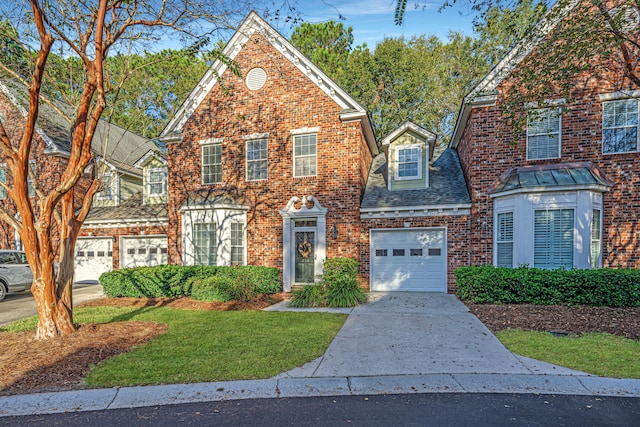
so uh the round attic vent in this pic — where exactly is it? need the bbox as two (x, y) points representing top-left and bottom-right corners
(246, 67), (267, 91)
(610, 6), (640, 32)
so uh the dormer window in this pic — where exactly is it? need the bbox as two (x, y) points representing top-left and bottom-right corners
(147, 167), (167, 197)
(394, 145), (422, 180)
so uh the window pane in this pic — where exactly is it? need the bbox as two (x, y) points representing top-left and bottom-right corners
(603, 99), (639, 153)
(497, 212), (514, 267)
(0, 167), (5, 199)
(247, 139), (268, 181)
(231, 222), (244, 265)
(293, 134), (317, 177)
(527, 108), (561, 160)
(202, 144), (222, 184)
(194, 222), (217, 265)
(534, 209), (574, 269)
(591, 209), (601, 269)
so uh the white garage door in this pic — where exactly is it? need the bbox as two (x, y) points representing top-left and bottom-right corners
(75, 238), (113, 283)
(370, 228), (447, 292)
(121, 236), (168, 268)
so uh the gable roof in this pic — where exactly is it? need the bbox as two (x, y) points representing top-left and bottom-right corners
(381, 121), (436, 146)
(159, 11), (377, 155)
(450, 0), (580, 149)
(0, 75), (157, 173)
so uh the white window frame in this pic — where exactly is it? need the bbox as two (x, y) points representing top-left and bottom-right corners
(147, 167), (167, 197)
(96, 170), (115, 201)
(293, 133), (317, 178)
(591, 208), (602, 268)
(394, 144), (423, 180)
(246, 138), (268, 181)
(496, 211), (514, 268)
(534, 208), (574, 270)
(0, 164), (6, 200)
(602, 98), (639, 154)
(193, 222), (217, 266)
(202, 143), (222, 185)
(230, 222), (245, 266)
(526, 107), (561, 160)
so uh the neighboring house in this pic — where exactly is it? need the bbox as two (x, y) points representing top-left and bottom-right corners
(0, 74), (164, 282)
(450, 2), (640, 271)
(76, 149), (169, 282)
(160, 11), (378, 291)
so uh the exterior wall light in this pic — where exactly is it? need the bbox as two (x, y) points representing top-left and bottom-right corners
(330, 223), (338, 239)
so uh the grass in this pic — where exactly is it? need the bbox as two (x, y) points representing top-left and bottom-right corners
(3, 306), (347, 387)
(497, 329), (640, 378)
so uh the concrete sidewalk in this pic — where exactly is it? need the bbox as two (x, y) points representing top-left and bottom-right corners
(2, 292), (639, 417)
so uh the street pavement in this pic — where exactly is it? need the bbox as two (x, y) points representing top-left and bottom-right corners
(1, 292), (639, 418)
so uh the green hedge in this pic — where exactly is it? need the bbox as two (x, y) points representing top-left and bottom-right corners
(455, 265), (640, 307)
(100, 265), (280, 299)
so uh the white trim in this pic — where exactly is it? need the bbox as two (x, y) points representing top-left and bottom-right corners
(526, 107), (562, 161)
(382, 121), (436, 146)
(599, 90), (640, 101)
(199, 137), (224, 146)
(292, 133), (317, 178)
(361, 204), (471, 219)
(146, 167), (168, 197)
(134, 150), (167, 168)
(489, 184), (610, 198)
(290, 127), (320, 135)
(242, 132), (269, 140)
(601, 98), (640, 155)
(81, 218), (168, 228)
(524, 98), (566, 109)
(201, 143), (222, 185)
(245, 138), (268, 181)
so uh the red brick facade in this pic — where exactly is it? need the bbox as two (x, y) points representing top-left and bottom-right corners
(167, 33), (374, 276)
(455, 41), (640, 268)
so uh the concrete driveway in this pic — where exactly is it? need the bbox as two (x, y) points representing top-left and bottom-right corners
(274, 292), (584, 378)
(0, 282), (104, 327)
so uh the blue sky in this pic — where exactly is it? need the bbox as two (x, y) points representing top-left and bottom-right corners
(270, 1), (478, 47)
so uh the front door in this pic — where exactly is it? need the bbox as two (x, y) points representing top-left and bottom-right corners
(295, 230), (315, 283)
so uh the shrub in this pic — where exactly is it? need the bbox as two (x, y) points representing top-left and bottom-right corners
(456, 265), (640, 307)
(191, 276), (231, 302)
(289, 284), (328, 308)
(289, 258), (367, 308)
(100, 265), (280, 299)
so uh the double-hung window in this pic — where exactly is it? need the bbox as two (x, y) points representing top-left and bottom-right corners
(534, 209), (574, 269)
(147, 167), (167, 197)
(193, 222), (217, 266)
(97, 171), (114, 201)
(293, 134), (317, 177)
(591, 209), (602, 268)
(394, 145), (422, 180)
(230, 222), (245, 266)
(527, 108), (561, 160)
(246, 139), (268, 181)
(603, 99), (639, 153)
(496, 212), (514, 267)
(202, 143), (222, 184)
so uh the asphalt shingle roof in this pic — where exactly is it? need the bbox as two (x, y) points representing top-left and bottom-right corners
(361, 146), (471, 209)
(85, 191), (167, 222)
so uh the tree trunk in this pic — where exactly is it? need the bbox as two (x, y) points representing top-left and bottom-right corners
(32, 275), (75, 340)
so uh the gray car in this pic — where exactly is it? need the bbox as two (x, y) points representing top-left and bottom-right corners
(0, 250), (33, 301)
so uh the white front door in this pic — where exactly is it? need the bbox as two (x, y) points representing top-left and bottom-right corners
(370, 228), (447, 292)
(121, 236), (168, 268)
(75, 238), (113, 283)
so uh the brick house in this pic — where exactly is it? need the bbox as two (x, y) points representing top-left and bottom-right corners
(159, 12), (471, 293)
(450, 1), (640, 271)
(0, 74), (165, 282)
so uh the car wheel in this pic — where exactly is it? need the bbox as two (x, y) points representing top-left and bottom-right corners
(0, 283), (6, 301)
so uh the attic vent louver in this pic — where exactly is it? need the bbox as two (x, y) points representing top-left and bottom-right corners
(610, 6), (640, 32)
(246, 67), (267, 91)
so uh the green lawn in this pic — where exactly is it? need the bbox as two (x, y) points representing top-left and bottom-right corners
(3, 306), (346, 387)
(497, 329), (640, 378)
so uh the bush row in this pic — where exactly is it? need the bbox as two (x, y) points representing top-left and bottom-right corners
(289, 258), (368, 308)
(455, 265), (640, 307)
(100, 265), (280, 301)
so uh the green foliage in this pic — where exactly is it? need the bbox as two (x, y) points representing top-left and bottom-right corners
(100, 265), (280, 299)
(498, 330), (640, 378)
(289, 284), (328, 308)
(289, 258), (367, 308)
(456, 265), (640, 307)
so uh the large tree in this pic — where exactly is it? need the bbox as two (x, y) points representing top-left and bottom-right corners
(0, 0), (258, 339)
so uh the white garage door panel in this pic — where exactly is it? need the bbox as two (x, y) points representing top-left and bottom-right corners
(121, 236), (168, 269)
(370, 229), (446, 292)
(75, 238), (113, 283)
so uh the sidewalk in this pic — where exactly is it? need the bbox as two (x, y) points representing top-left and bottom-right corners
(1, 292), (639, 417)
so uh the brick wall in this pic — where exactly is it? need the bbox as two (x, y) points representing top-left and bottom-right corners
(167, 33), (374, 275)
(456, 52), (640, 268)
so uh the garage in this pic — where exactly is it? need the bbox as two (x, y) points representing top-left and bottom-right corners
(75, 237), (113, 283)
(370, 228), (447, 292)
(120, 236), (168, 269)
